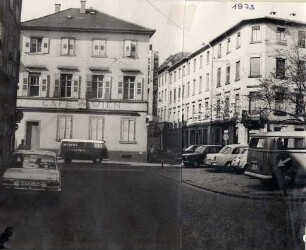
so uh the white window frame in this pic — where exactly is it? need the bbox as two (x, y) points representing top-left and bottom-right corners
(251, 26), (261, 43)
(92, 39), (107, 57)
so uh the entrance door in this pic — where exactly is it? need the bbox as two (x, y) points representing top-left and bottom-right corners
(26, 122), (40, 150)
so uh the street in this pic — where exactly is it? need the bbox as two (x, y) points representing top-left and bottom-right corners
(0, 162), (305, 249)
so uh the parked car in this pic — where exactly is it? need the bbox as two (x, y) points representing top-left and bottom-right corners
(208, 144), (248, 170)
(182, 145), (199, 154)
(245, 131), (306, 188)
(182, 145), (223, 167)
(2, 150), (61, 191)
(60, 139), (108, 163)
(231, 148), (248, 172)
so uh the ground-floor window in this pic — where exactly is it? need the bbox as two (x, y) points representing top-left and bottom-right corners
(89, 117), (104, 141)
(120, 118), (136, 143)
(57, 115), (72, 141)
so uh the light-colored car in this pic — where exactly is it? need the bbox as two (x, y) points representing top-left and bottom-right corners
(2, 150), (61, 191)
(209, 144), (248, 170)
(231, 148), (248, 172)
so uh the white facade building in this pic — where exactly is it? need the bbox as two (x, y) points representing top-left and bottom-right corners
(16, 2), (155, 161)
(158, 16), (306, 147)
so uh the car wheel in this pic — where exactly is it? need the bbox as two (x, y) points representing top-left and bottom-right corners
(223, 162), (232, 171)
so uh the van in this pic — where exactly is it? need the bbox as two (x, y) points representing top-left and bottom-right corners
(245, 131), (306, 187)
(60, 139), (108, 164)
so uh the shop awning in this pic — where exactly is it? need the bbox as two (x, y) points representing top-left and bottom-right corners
(58, 66), (79, 72)
(89, 67), (111, 73)
(26, 66), (48, 73)
(121, 68), (142, 74)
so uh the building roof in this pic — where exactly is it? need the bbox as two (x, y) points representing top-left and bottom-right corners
(158, 52), (191, 73)
(167, 16), (306, 71)
(21, 8), (155, 37)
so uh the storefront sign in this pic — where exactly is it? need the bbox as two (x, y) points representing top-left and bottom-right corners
(42, 100), (121, 109)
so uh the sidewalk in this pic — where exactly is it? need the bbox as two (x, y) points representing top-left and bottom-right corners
(182, 168), (306, 201)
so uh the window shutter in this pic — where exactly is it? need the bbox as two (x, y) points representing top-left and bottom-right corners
(21, 72), (29, 96)
(73, 74), (80, 98)
(135, 75), (143, 100)
(124, 40), (131, 57)
(121, 119), (129, 141)
(86, 74), (92, 99)
(66, 116), (72, 139)
(104, 75), (112, 100)
(97, 118), (104, 140)
(54, 73), (60, 97)
(129, 120), (135, 142)
(118, 75), (123, 100)
(41, 73), (48, 97)
(23, 36), (30, 53)
(100, 40), (106, 55)
(58, 116), (65, 140)
(61, 38), (69, 55)
(92, 39), (100, 57)
(42, 37), (49, 54)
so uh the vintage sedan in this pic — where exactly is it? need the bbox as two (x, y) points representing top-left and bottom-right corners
(231, 148), (248, 172)
(182, 145), (223, 168)
(2, 150), (61, 191)
(209, 144), (248, 170)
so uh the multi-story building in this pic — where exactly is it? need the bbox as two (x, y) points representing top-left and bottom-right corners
(0, 0), (22, 167)
(147, 45), (159, 122)
(16, 1), (155, 161)
(158, 16), (306, 148)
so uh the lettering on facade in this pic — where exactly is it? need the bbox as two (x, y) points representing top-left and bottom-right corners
(42, 100), (121, 109)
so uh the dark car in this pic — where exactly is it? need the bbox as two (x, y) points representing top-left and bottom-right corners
(182, 144), (199, 154)
(182, 145), (223, 168)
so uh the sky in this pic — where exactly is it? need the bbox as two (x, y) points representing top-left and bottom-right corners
(21, 0), (306, 64)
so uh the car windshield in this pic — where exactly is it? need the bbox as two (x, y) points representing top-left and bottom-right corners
(219, 146), (232, 154)
(13, 154), (56, 170)
(195, 146), (206, 153)
(185, 145), (197, 151)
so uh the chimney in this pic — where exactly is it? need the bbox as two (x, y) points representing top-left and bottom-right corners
(55, 4), (61, 13)
(80, 0), (86, 14)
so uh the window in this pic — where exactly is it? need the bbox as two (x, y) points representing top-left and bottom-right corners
(57, 116), (72, 141)
(183, 66), (185, 76)
(205, 101), (209, 118)
(188, 62), (191, 74)
(216, 99), (221, 117)
(235, 61), (240, 80)
(277, 27), (286, 44)
(206, 73), (209, 91)
(178, 87), (181, 99)
(193, 59), (196, 72)
(298, 30), (306, 48)
(91, 75), (110, 99)
(192, 104), (196, 118)
(200, 55), (203, 68)
(174, 88), (176, 103)
(249, 92), (260, 115)
(206, 51), (210, 65)
(92, 39), (106, 56)
(296, 93), (304, 115)
(121, 118), (135, 143)
(169, 73), (172, 84)
(124, 40), (137, 58)
(199, 76), (202, 94)
(187, 82), (190, 97)
(61, 38), (75, 55)
(217, 68), (221, 87)
(237, 32), (241, 48)
(227, 38), (231, 53)
(178, 68), (181, 79)
(193, 79), (196, 95)
(218, 43), (222, 58)
(89, 117), (104, 140)
(224, 97), (230, 117)
(226, 66), (230, 84)
(123, 76), (135, 99)
(276, 58), (286, 79)
(275, 92), (285, 111)
(250, 57), (261, 77)
(182, 85), (185, 98)
(60, 74), (73, 97)
(234, 94), (240, 115)
(169, 91), (172, 103)
(251, 26), (261, 42)
(30, 38), (42, 53)
(29, 74), (40, 96)
(198, 102), (202, 116)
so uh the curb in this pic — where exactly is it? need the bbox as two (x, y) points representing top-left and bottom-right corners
(182, 180), (306, 202)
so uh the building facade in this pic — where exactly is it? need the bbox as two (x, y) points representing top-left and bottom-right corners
(16, 2), (155, 161)
(158, 16), (306, 149)
(0, 0), (22, 167)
